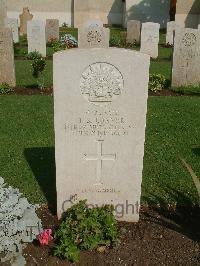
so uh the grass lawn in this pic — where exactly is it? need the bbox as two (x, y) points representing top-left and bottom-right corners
(150, 61), (172, 81)
(15, 59), (172, 88)
(171, 85), (200, 95)
(15, 60), (53, 88)
(14, 28), (175, 89)
(0, 96), (199, 209)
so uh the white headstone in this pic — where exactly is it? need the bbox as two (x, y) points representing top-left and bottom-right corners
(54, 48), (150, 222)
(46, 19), (59, 42)
(0, 0), (7, 28)
(166, 21), (177, 45)
(5, 18), (19, 43)
(127, 20), (141, 43)
(140, 22), (160, 58)
(27, 20), (46, 57)
(78, 21), (109, 48)
(0, 28), (16, 86)
(172, 28), (200, 87)
(198, 24), (200, 30)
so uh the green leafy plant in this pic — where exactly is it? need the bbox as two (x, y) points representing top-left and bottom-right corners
(27, 50), (42, 60)
(52, 40), (64, 52)
(62, 22), (68, 28)
(54, 200), (119, 262)
(0, 83), (13, 94)
(149, 73), (167, 92)
(31, 58), (46, 78)
(110, 34), (126, 48)
(47, 38), (64, 52)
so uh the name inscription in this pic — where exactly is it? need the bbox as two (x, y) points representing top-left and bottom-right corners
(65, 110), (133, 138)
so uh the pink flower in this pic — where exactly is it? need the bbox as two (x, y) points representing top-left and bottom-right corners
(37, 229), (53, 245)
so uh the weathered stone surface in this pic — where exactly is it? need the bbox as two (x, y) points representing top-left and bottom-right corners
(78, 21), (110, 48)
(5, 18), (19, 43)
(54, 48), (150, 222)
(19, 7), (33, 35)
(126, 20), (141, 43)
(0, 28), (16, 86)
(0, 0), (7, 28)
(46, 19), (59, 42)
(166, 21), (176, 45)
(140, 22), (160, 58)
(172, 28), (200, 87)
(27, 20), (46, 56)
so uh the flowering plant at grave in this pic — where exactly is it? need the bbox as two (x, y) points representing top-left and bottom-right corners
(37, 229), (53, 245)
(47, 36), (59, 47)
(149, 73), (167, 92)
(60, 34), (78, 49)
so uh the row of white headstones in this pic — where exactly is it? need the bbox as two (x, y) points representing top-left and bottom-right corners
(3, 18), (167, 58)
(4, 17), (200, 88)
(1, 17), (200, 221)
(127, 19), (200, 87)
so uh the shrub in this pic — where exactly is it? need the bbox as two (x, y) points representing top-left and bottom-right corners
(149, 74), (167, 92)
(54, 200), (119, 262)
(27, 51), (42, 60)
(47, 37), (59, 47)
(51, 40), (64, 52)
(31, 58), (46, 78)
(110, 34), (126, 48)
(62, 22), (68, 28)
(0, 83), (13, 94)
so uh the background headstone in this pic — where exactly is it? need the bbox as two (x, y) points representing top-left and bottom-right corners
(126, 20), (141, 43)
(0, 0), (7, 28)
(5, 18), (19, 43)
(27, 20), (46, 57)
(54, 48), (150, 222)
(140, 22), (160, 58)
(46, 19), (59, 43)
(166, 21), (176, 45)
(172, 28), (200, 87)
(0, 28), (16, 86)
(19, 7), (33, 35)
(78, 22), (110, 48)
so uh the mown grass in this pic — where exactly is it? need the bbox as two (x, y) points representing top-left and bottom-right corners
(14, 28), (175, 89)
(14, 58), (172, 88)
(15, 60), (53, 88)
(171, 85), (200, 95)
(0, 96), (199, 209)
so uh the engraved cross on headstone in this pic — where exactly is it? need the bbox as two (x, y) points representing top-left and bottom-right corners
(84, 140), (116, 184)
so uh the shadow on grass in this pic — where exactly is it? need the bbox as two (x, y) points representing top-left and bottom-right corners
(24, 147), (56, 214)
(143, 185), (200, 242)
(192, 148), (200, 157)
(26, 84), (40, 89)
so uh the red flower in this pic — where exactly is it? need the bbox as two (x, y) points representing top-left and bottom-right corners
(37, 229), (53, 245)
